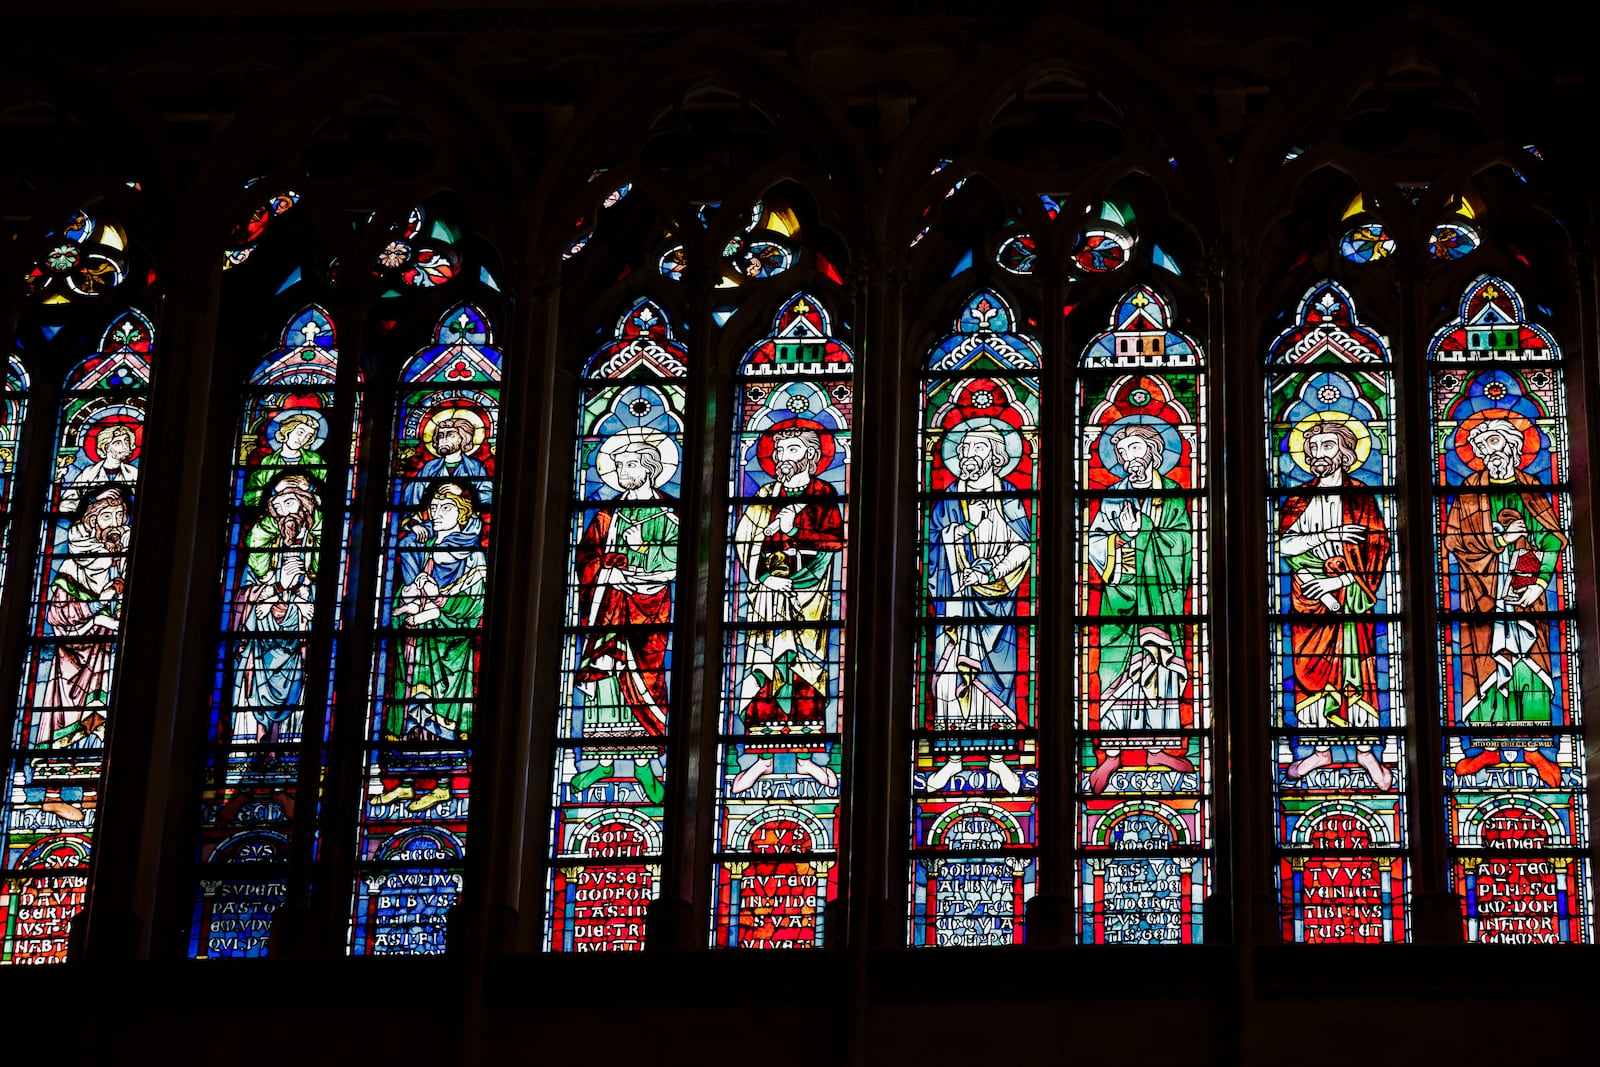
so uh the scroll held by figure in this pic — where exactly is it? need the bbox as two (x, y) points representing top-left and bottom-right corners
(379, 481), (487, 814)
(1278, 417), (1393, 791)
(1086, 422), (1195, 793)
(570, 428), (678, 802)
(730, 422), (844, 794)
(1444, 413), (1566, 786)
(926, 419), (1031, 795)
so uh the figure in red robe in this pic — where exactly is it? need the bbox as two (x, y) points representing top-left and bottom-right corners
(1277, 420), (1393, 790)
(1444, 416), (1566, 785)
(569, 436), (678, 801)
(729, 424), (845, 793)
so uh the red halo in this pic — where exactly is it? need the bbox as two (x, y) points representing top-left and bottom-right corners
(755, 417), (836, 477)
(82, 414), (143, 463)
(939, 378), (1025, 433)
(1454, 409), (1539, 473)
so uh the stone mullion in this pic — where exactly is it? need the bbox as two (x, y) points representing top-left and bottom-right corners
(147, 279), (281, 960)
(1202, 242), (1255, 1067)
(647, 252), (716, 950)
(1190, 253), (1235, 951)
(84, 267), (220, 959)
(1220, 248), (1273, 950)
(1394, 256), (1458, 943)
(296, 291), (379, 958)
(845, 253), (905, 956)
(492, 267), (564, 954)
(1027, 261), (1072, 944)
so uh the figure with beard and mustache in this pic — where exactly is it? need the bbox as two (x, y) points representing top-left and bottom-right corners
(729, 424), (845, 793)
(1278, 419), (1393, 790)
(59, 423), (138, 514)
(232, 474), (321, 745)
(404, 415), (492, 508)
(1444, 415), (1567, 785)
(38, 488), (130, 748)
(1085, 423), (1195, 793)
(924, 425), (1032, 794)
(569, 437), (678, 801)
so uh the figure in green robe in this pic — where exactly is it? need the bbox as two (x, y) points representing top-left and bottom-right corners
(569, 438), (678, 801)
(244, 410), (325, 506)
(1445, 415), (1567, 786)
(1086, 424), (1194, 793)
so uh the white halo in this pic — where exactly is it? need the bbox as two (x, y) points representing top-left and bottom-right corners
(596, 427), (680, 493)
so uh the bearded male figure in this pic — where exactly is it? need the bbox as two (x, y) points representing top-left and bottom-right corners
(729, 424), (844, 793)
(924, 425), (1032, 794)
(22, 489), (131, 824)
(570, 437), (677, 802)
(1278, 420), (1393, 790)
(38, 489), (131, 746)
(1444, 416), (1567, 786)
(405, 415), (492, 507)
(232, 474), (321, 744)
(60, 423), (138, 514)
(1085, 423), (1195, 794)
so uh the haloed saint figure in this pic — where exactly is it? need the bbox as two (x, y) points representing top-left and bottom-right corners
(1278, 418), (1393, 790)
(245, 410), (323, 506)
(571, 430), (677, 801)
(1445, 415), (1567, 785)
(60, 423), (138, 514)
(730, 424), (844, 793)
(380, 482), (487, 813)
(231, 474), (321, 745)
(405, 415), (491, 507)
(1085, 423), (1195, 793)
(30, 488), (131, 824)
(40, 489), (131, 740)
(925, 423), (1031, 794)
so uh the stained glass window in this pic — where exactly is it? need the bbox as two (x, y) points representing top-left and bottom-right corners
(350, 303), (500, 955)
(23, 209), (129, 302)
(1338, 197), (1396, 266)
(375, 205), (461, 289)
(712, 292), (853, 949)
(0, 357), (29, 605)
(1430, 275), (1590, 943)
(1266, 281), (1410, 943)
(1, 308), (153, 963)
(911, 290), (1041, 947)
(223, 184), (299, 271)
(546, 298), (686, 952)
(650, 199), (802, 287)
(188, 305), (358, 959)
(1075, 286), (1210, 944)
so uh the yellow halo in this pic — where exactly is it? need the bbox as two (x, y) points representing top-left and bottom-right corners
(1287, 411), (1372, 474)
(420, 405), (488, 455)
